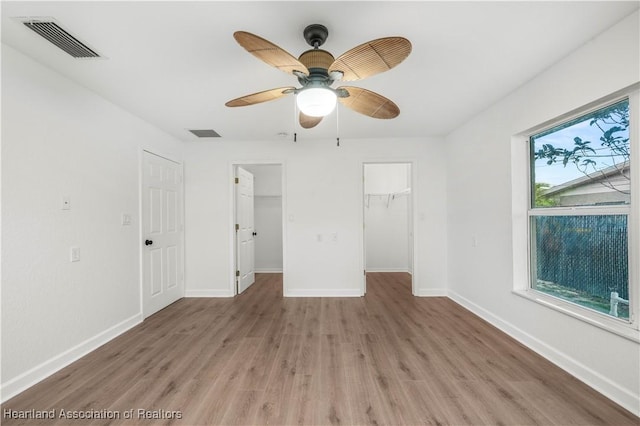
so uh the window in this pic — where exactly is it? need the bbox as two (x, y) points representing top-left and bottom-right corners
(529, 98), (633, 322)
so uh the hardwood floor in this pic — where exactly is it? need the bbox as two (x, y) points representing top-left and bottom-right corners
(3, 273), (638, 425)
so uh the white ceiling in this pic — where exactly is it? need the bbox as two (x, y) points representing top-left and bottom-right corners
(2, 1), (638, 142)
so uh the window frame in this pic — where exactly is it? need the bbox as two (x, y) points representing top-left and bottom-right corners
(513, 87), (639, 342)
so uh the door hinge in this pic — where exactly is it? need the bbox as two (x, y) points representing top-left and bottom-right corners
(236, 270), (240, 277)
(235, 177), (239, 184)
(364, 270), (366, 275)
(235, 223), (239, 231)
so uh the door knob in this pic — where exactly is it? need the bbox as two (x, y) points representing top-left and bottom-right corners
(252, 232), (257, 236)
(145, 239), (153, 246)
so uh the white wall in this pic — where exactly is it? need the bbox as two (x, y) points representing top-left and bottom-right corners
(242, 164), (283, 272)
(365, 164), (411, 272)
(1, 45), (183, 400)
(243, 164), (282, 197)
(445, 12), (640, 415)
(184, 137), (447, 297)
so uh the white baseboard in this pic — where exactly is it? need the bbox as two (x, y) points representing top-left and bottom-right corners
(447, 290), (640, 417)
(254, 269), (283, 273)
(284, 288), (361, 297)
(1, 313), (142, 403)
(365, 268), (410, 273)
(184, 289), (234, 297)
(416, 288), (448, 297)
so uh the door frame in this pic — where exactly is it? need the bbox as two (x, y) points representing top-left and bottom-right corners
(229, 160), (287, 296)
(360, 160), (417, 296)
(139, 148), (185, 318)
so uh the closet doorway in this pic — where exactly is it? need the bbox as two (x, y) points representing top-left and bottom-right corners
(232, 163), (284, 295)
(363, 162), (415, 295)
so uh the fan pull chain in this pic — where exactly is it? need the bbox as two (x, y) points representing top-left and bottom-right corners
(336, 102), (340, 147)
(293, 97), (298, 142)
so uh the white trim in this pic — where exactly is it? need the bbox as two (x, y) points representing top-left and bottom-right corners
(513, 289), (639, 343)
(184, 289), (234, 298)
(284, 288), (361, 298)
(254, 268), (283, 273)
(138, 149), (145, 318)
(1, 314), (142, 403)
(365, 268), (411, 273)
(415, 288), (448, 297)
(523, 84), (639, 137)
(628, 90), (639, 326)
(529, 205), (630, 216)
(448, 290), (640, 417)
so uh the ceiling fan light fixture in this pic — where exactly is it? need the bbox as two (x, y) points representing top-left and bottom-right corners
(296, 87), (337, 117)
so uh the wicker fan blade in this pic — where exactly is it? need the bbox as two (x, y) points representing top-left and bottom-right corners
(234, 31), (309, 76)
(225, 87), (295, 107)
(299, 112), (323, 129)
(338, 86), (400, 119)
(329, 37), (411, 81)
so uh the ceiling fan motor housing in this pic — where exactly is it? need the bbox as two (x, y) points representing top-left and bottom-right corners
(298, 49), (335, 87)
(298, 49), (334, 72)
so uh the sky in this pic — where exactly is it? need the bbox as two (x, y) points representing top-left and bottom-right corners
(533, 116), (628, 187)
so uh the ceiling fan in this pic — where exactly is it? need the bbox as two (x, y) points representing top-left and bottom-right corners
(225, 24), (412, 129)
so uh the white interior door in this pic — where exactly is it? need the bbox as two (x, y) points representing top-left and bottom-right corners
(236, 166), (255, 294)
(142, 151), (184, 318)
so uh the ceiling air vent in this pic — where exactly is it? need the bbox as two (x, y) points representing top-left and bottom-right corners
(188, 129), (221, 138)
(21, 19), (101, 58)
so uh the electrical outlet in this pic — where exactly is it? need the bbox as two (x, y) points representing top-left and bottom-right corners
(70, 247), (80, 262)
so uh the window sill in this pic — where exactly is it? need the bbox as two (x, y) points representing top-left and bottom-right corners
(512, 289), (640, 343)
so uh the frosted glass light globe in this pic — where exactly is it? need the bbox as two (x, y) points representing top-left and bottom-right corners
(296, 88), (337, 117)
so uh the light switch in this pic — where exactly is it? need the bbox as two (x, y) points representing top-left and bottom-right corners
(70, 247), (80, 262)
(122, 213), (132, 226)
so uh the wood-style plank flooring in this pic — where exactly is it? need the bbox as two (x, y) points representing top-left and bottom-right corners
(3, 273), (638, 425)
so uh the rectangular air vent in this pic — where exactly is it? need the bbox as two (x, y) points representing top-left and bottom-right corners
(22, 19), (100, 58)
(189, 129), (221, 138)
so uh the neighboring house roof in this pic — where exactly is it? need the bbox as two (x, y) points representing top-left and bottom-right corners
(543, 163), (630, 196)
